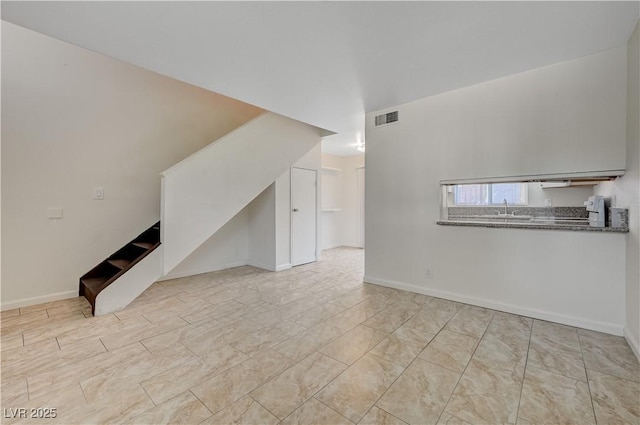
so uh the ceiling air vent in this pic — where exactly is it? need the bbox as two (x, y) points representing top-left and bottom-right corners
(374, 111), (399, 127)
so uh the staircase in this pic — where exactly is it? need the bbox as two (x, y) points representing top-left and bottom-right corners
(79, 222), (161, 314)
(79, 111), (321, 316)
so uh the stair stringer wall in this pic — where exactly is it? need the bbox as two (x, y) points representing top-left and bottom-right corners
(94, 246), (163, 315)
(161, 112), (322, 275)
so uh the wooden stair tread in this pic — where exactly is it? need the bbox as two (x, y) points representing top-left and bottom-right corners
(132, 242), (155, 249)
(107, 259), (132, 269)
(81, 276), (110, 289)
(80, 220), (161, 315)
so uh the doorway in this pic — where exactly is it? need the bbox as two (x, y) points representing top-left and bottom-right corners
(291, 167), (317, 266)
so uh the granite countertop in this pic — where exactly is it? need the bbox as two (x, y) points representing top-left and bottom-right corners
(439, 206), (629, 233)
(436, 219), (629, 233)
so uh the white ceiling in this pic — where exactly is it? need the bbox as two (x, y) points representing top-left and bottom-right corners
(2, 1), (639, 156)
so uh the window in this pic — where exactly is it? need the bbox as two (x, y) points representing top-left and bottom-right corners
(454, 183), (528, 206)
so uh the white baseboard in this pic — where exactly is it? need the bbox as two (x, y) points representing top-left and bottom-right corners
(363, 275), (624, 336)
(275, 263), (292, 272)
(1, 290), (78, 311)
(164, 261), (291, 274)
(159, 261), (248, 281)
(248, 262), (292, 272)
(624, 327), (640, 361)
(341, 243), (364, 249)
(247, 261), (277, 272)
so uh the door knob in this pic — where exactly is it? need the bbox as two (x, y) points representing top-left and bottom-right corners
(293, 208), (299, 212)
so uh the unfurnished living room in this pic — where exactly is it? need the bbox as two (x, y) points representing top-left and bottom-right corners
(1, 2), (639, 424)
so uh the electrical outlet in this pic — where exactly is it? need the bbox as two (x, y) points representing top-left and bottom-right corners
(426, 268), (433, 279)
(545, 198), (552, 207)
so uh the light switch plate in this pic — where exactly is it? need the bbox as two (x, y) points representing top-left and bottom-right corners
(47, 207), (63, 219)
(94, 187), (104, 200)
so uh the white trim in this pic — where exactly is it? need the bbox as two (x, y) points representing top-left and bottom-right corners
(357, 167), (365, 249)
(1, 290), (78, 311)
(363, 275), (624, 336)
(624, 327), (640, 361)
(275, 263), (292, 272)
(249, 262), (291, 272)
(95, 247), (163, 316)
(440, 169), (625, 185)
(248, 261), (277, 272)
(159, 261), (247, 281)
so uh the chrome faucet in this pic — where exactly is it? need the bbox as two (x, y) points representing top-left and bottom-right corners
(503, 199), (508, 216)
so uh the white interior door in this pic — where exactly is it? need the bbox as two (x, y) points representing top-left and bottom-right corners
(291, 167), (317, 266)
(357, 167), (365, 248)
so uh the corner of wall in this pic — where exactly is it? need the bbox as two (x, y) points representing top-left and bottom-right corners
(624, 18), (640, 358)
(624, 327), (640, 361)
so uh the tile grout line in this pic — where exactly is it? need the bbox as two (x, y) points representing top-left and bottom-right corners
(368, 405), (409, 425)
(248, 394), (283, 422)
(359, 305), (454, 423)
(188, 389), (215, 417)
(79, 381), (91, 406)
(292, 328), (395, 421)
(514, 320), (534, 424)
(98, 337), (109, 352)
(313, 396), (360, 424)
(138, 382), (158, 407)
(3, 249), (635, 425)
(25, 375), (31, 401)
(311, 296), (446, 422)
(434, 310), (492, 425)
(577, 330), (600, 424)
(524, 363), (591, 382)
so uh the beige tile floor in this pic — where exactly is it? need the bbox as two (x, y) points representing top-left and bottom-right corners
(1, 247), (639, 425)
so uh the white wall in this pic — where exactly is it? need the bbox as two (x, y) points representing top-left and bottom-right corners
(628, 20), (640, 359)
(250, 144), (322, 270)
(321, 153), (365, 250)
(248, 184), (277, 270)
(321, 154), (344, 250)
(161, 113), (322, 275)
(594, 21), (640, 356)
(342, 155), (365, 247)
(161, 207), (249, 280)
(165, 142), (321, 278)
(611, 20), (640, 356)
(1, 22), (263, 309)
(412, 46), (626, 182)
(365, 46), (629, 335)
